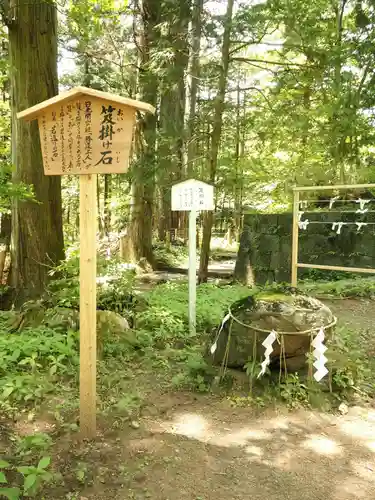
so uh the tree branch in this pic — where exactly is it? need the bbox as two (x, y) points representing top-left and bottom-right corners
(231, 57), (317, 68)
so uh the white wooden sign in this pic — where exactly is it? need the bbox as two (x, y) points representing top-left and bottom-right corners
(172, 179), (214, 212)
(171, 179), (214, 336)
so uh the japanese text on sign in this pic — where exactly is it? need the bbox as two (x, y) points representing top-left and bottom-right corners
(39, 96), (134, 175)
(171, 180), (214, 211)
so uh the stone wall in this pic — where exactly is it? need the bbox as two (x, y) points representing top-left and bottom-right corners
(241, 212), (375, 284)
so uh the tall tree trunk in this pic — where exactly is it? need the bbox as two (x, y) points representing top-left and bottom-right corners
(157, 92), (174, 242)
(7, 0), (64, 302)
(332, 0), (347, 183)
(183, 0), (203, 178)
(234, 80), (243, 236)
(129, 0), (160, 266)
(157, 0), (190, 241)
(0, 213), (11, 284)
(198, 0), (234, 283)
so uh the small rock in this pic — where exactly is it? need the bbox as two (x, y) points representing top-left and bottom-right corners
(130, 421), (140, 429)
(338, 402), (349, 415)
(133, 472), (146, 482)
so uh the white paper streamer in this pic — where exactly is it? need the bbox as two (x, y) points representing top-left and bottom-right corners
(298, 212), (304, 221)
(356, 198), (370, 211)
(329, 196), (339, 209)
(257, 331), (277, 378)
(356, 222), (368, 233)
(298, 219), (309, 230)
(356, 208), (368, 214)
(311, 327), (328, 382)
(332, 222), (345, 234)
(210, 312), (231, 354)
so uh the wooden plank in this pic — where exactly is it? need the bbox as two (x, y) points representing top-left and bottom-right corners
(37, 96), (135, 175)
(291, 190), (299, 287)
(293, 183), (375, 192)
(297, 263), (375, 274)
(79, 174), (97, 439)
(17, 86), (155, 121)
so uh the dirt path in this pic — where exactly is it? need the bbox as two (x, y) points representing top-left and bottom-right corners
(73, 396), (374, 500)
(7, 298), (373, 499)
(72, 299), (374, 500)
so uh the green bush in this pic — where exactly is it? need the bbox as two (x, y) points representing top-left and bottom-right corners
(301, 277), (375, 298)
(47, 251), (135, 314)
(328, 326), (374, 396)
(153, 241), (188, 268)
(0, 323), (78, 408)
(136, 282), (252, 343)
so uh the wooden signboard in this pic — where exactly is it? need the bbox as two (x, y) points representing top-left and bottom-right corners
(18, 87), (155, 439)
(17, 86), (155, 175)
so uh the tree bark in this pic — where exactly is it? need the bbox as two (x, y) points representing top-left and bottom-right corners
(234, 225), (254, 285)
(332, 0), (347, 183)
(198, 0), (235, 283)
(129, 0), (160, 266)
(0, 212), (11, 283)
(7, 0), (64, 302)
(234, 80), (244, 237)
(183, 0), (202, 177)
(157, 0), (190, 241)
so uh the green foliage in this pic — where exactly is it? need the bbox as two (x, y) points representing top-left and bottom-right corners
(137, 282), (252, 342)
(279, 374), (309, 407)
(0, 456), (53, 499)
(0, 322), (78, 410)
(301, 277), (375, 298)
(15, 433), (53, 457)
(47, 250), (135, 314)
(329, 326), (374, 396)
(17, 456), (53, 497)
(152, 241), (188, 268)
(171, 348), (214, 392)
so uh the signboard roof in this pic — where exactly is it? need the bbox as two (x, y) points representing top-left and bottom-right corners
(17, 86), (155, 121)
(17, 87), (155, 176)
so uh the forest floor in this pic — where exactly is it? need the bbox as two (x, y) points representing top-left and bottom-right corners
(5, 298), (374, 500)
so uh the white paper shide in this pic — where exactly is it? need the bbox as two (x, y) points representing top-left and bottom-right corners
(311, 327), (328, 382)
(257, 330), (277, 378)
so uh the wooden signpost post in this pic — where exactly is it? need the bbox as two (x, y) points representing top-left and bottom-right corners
(18, 87), (154, 438)
(171, 179), (214, 335)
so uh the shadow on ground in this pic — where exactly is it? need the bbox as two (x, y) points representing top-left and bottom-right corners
(73, 399), (375, 500)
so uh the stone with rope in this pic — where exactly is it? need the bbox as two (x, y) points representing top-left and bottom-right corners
(209, 288), (336, 374)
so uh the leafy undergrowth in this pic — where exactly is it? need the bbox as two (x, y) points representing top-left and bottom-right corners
(1, 276), (375, 497)
(47, 250), (136, 315)
(300, 276), (375, 298)
(152, 241), (189, 268)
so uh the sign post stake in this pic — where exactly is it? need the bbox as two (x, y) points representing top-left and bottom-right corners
(171, 179), (214, 337)
(188, 210), (197, 336)
(79, 173), (97, 438)
(17, 86), (155, 439)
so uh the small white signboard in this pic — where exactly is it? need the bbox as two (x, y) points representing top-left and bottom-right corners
(171, 179), (215, 337)
(172, 179), (214, 212)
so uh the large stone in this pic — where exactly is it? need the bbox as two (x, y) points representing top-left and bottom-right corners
(210, 289), (335, 372)
(10, 303), (133, 357)
(96, 310), (134, 357)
